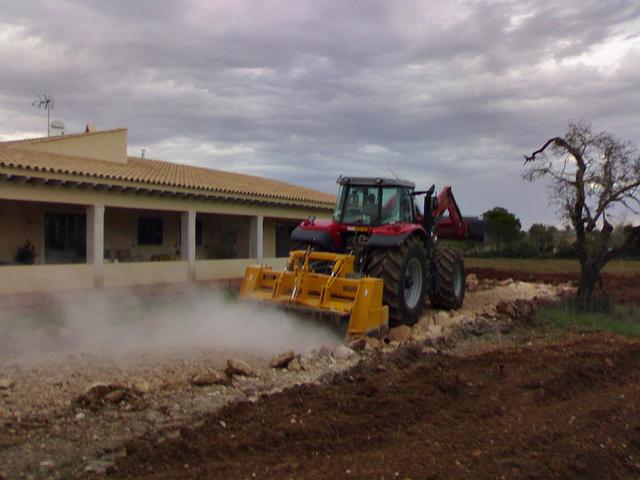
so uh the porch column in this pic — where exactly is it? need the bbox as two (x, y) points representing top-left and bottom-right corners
(250, 215), (264, 264)
(181, 210), (196, 282)
(86, 205), (105, 288)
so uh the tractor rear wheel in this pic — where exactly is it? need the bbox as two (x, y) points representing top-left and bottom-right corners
(429, 247), (465, 310)
(366, 236), (427, 327)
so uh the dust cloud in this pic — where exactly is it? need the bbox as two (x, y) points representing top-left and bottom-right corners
(0, 285), (343, 361)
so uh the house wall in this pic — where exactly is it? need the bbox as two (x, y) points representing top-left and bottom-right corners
(0, 264), (93, 293)
(104, 209), (183, 262)
(104, 261), (189, 287)
(18, 128), (128, 164)
(194, 257), (287, 282)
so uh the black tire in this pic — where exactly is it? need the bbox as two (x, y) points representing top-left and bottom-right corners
(366, 236), (427, 327)
(429, 247), (465, 310)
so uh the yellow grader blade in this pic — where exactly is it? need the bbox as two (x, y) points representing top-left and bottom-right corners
(238, 250), (388, 340)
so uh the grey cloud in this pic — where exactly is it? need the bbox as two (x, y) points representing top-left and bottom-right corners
(1, 0), (639, 227)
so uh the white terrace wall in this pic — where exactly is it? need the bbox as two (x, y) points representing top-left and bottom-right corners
(0, 264), (93, 294)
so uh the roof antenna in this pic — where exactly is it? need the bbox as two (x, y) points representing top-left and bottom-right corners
(32, 94), (54, 137)
(387, 166), (399, 179)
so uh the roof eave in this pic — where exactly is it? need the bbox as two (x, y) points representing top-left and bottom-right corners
(0, 168), (335, 212)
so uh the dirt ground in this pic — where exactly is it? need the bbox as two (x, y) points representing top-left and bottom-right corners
(1, 267), (639, 480)
(114, 333), (640, 480)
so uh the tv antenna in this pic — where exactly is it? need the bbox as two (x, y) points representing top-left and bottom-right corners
(32, 94), (54, 136)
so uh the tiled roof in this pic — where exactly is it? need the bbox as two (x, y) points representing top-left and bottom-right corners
(0, 143), (336, 206)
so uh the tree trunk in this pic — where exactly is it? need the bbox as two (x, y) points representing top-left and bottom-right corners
(576, 260), (606, 310)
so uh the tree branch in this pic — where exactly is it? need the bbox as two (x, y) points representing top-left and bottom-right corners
(524, 137), (562, 164)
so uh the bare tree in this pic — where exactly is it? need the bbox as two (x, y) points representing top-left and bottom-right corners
(523, 122), (640, 304)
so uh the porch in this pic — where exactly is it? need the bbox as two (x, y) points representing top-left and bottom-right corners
(0, 198), (299, 295)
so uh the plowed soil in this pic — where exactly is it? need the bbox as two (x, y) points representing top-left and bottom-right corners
(104, 268), (640, 480)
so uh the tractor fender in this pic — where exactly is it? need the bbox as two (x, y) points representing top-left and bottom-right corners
(290, 226), (338, 252)
(366, 226), (428, 248)
(365, 232), (412, 248)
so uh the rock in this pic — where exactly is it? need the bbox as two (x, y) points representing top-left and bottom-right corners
(483, 305), (498, 318)
(466, 273), (479, 292)
(410, 331), (429, 342)
(161, 379), (189, 391)
(131, 381), (151, 394)
(496, 299), (536, 321)
(0, 378), (15, 390)
(287, 357), (302, 372)
(226, 359), (256, 377)
(271, 350), (296, 368)
(496, 300), (517, 318)
(102, 389), (128, 404)
(333, 345), (355, 360)
(427, 325), (444, 338)
(365, 337), (383, 350)
(299, 355), (314, 371)
(318, 344), (334, 357)
(387, 325), (411, 343)
(190, 371), (230, 387)
(346, 338), (367, 352)
(458, 309), (475, 320)
(74, 383), (139, 410)
(85, 383), (121, 397)
(434, 311), (451, 326)
(449, 314), (468, 325)
(415, 316), (433, 330)
(385, 340), (400, 351)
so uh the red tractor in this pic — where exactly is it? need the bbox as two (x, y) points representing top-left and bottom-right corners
(288, 176), (486, 327)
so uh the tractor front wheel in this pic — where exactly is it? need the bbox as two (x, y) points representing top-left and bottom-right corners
(429, 247), (465, 310)
(367, 236), (427, 327)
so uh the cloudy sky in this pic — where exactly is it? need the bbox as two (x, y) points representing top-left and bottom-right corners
(1, 0), (639, 228)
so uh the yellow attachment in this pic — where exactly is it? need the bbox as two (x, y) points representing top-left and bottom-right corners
(239, 250), (388, 340)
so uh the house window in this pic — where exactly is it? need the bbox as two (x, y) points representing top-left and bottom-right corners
(44, 212), (86, 264)
(219, 230), (237, 258)
(196, 219), (203, 246)
(138, 217), (163, 245)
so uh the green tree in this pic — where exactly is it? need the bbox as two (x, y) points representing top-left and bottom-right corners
(623, 225), (640, 257)
(528, 224), (557, 255)
(524, 121), (640, 304)
(483, 207), (522, 250)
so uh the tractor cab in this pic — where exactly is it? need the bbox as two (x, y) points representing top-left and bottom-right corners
(333, 177), (417, 227)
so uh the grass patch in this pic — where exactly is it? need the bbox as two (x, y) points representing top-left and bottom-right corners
(537, 302), (640, 337)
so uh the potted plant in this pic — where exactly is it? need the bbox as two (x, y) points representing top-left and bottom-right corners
(15, 240), (37, 265)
